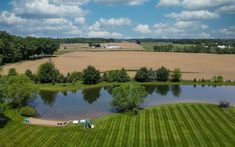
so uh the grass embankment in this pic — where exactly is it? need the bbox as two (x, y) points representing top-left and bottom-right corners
(34, 81), (235, 91)
(0, 104), (235, 146)
(141, 42), (194, 51)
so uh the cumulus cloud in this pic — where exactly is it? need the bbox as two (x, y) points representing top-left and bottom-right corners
(87, 31), (123, 38)
(218, 26), (235, 36)
(74, 17), (86, 25)
(94, 0), (148, 6)
(153, 20), (209, 38)
(133, 24), (151, 34)
(12, 0), (87, 18)
(157, 0), (234, 9)
(166, 10), (219, 21)
(89, 17), (132, 30)
(217, 5), (235, 14)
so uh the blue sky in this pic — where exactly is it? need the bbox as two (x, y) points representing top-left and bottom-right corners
(0, 0), (235, 39)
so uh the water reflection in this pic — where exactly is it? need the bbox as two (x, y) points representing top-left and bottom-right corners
(171, 85), (182, 98)
(82, 87), (101, 104)
(39, 91), (58, 107)
(155, 85), (169, 96)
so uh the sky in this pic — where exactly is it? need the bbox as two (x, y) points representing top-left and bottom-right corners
(0, 0), (235, 39)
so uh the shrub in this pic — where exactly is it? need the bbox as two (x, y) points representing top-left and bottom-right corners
(171, 68), (182, 82)
(107, 68), (130, 82)
(193, 78), (197, 82)
(148, 68), (156, 82)
(217, 75), (223, 83)
(24, 69), (34, 80)
(0, 113), (10, 128)
(8, 68), (17, 76)
(56, 73), (66, 83)
(156, 66), (170, 81)
(19, 106), (37, 117)
(102, 72), (109, 81)
(67, 72), (82, 83)
(134, 67), (150, 82)
(0, 54), (3, 66)
(82, 65), (100, 84)
(37, 61), (60, 83)
(201, 79), (205, 82)
(111, 84), (147, 113)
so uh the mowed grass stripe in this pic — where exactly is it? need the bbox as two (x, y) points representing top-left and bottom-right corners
(144, 110), (151, 147)
(139, 111), (146, 147)
(184, 105), (217, 146)
(191, 104), (225, 146)
(161, 108), (176, 146)
(109, 116), (123, 146)
(89, 118), (110, 146)
(5, 126), (32, 144)
(158, 107), (170, 146)
(152, 108), (163, 146)
(115, 116), (127, 147)
(65, 131), (81, 146)
(177, 105), (206, 146)
(148, 109), (157, 146)
(165, 107), (183, 146)
(169, 107), (192, 146)
(102, 117), (119, 146)
(126, 116), (136, 147)
(40, 129), (62, 146)
(198, 105), (235, 146)
(18, 128), (44, 146)
(121, 116), (131, 146)
(95, 118), (115, 146)
(0, 125), (25, 142)
(133, 115), (140, 147)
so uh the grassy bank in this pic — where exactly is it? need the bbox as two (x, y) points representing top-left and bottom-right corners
(1, 103), (235, 146)
(33, 81), (235, 91)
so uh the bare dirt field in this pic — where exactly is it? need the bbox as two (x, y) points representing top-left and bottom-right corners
(2, 51), (235, 80)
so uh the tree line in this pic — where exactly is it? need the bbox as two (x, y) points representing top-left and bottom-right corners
(153, 44), (235, 54)
(0, 31), (59, 65)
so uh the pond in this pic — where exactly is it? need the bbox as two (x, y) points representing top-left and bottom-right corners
(30, 85), (235, 120)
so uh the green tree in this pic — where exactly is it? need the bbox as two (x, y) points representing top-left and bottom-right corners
(24, 69), (34, 80)
(82, 65), (100, 84)
(156, 66), (170, 81)
(19, 106), (37, 117)
(171, 68), (182, 82)
(111, 84), (147, 113)
(8, 68), (17, 76)
(37, 61), (60, 83)
(134, 67), (150, 82)
(4, 75), (37, 107)
(0, 54), (3, 65)
(67, 71), (82, 83)
(102, 72), (109, 81)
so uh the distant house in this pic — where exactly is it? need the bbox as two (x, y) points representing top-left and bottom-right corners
(218, 45), (226, 49)
(104, 45), (121, 49)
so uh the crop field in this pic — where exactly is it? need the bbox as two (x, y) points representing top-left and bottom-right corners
(2, 51), (235, 80)
(141, 42), (194, 51)
(0, 104), (235, 147)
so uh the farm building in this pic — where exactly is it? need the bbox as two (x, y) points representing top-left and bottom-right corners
(104, 45), (121, 49)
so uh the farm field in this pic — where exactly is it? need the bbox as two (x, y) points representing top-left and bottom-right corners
(141, 42), (194, 51)
(0, 104), (235, 147)
(2, 51), (235, 80)
(57, 42), (144, 55)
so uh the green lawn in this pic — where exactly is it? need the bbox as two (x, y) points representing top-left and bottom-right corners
(1, 104), (235, 147)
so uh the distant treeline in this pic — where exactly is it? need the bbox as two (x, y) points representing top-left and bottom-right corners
(153, 44), (235, 54)
(0, 31), (59, 65)
(58, 38), (116, 44)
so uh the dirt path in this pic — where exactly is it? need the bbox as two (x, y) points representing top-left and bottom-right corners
(2, 51), (235, 80)
(28, 118), (70, 126)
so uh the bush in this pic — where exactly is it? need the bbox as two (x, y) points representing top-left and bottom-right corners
(37, 61), (60, 83)
(0, 113), (10, 128)
(217, 75), (223, 83)
(106, 68), (130, 82)
(8, 68), (17, 76)
(148, 68), (156, 82)
(111, 84), (147, 113)
(67, 72), (82, 83)
(82, 65), (100, 84)
(171, 68), (182, 82)
(24, 69), (34, 80)
(156, 66), (170, 81)
(193, 78), (197, 82)
(56, 73), (66, 83)
(0, 54), (3, 66)
(134, 67), (150, 82)
(102, 72), (109, 81)
(19, 106), (37, 117)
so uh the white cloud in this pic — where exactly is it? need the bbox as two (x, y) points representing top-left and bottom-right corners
(157, 0), (234, 9)
(153, 21), (209, 38)
(94, 0), (148, 6)
(199, 32), (211, 38)
(74, 17), (86, 25)
(89, 17), (132, 30)
(218, 26), (235, 36)
(217, 5), (235, 14)
(134, 24), (151, 34)
(166, 10), (219, 21)
(0, 11), (27, 25)
(87, 31), (123, 38)
(12, 0), (87, 18)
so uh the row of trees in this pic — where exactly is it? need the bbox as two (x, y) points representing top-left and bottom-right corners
(0, 31), (59, 65)
(153, 44), (235, 54)
(134, 67), (182, 82)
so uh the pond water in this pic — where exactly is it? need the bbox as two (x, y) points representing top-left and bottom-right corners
(30, 85), (235, 120)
